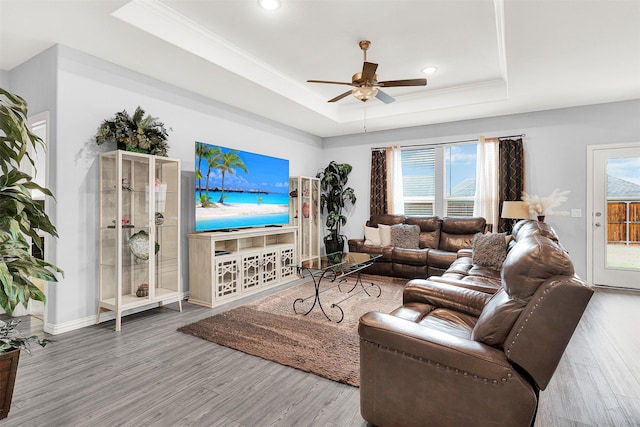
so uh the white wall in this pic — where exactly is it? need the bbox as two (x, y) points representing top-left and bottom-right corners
(0, 69), (9, 88)
(10, 45), (323, 331)
(322, 100), (640, 279)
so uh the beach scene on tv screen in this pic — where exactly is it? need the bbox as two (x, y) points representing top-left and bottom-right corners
(195, 142), (289, 231)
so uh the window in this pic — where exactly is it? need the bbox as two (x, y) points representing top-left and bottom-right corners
(401, 148), (435, 215)
(445, 144), (477, 216)
(399, 143), (477, 217)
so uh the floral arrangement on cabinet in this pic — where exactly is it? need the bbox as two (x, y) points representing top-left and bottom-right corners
(522, 189), (570, 221)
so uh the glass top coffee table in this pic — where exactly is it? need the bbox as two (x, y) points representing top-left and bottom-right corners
(293, 252), (382, 323)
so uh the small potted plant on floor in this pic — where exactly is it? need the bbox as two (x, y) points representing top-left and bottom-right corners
(95, 106), (170, 156)
(317, 161), (356, 254)
(0, 319), (49, 419)
(0, 87), (62, 419)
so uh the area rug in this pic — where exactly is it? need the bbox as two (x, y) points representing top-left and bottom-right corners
(178, 274), (406, 387)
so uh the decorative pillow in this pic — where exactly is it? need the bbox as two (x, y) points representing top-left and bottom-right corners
(363, 225), (381, 246)
(390, 224), (421, 249)
(472, 232), (508, 270)
(378, 224), (392, 246)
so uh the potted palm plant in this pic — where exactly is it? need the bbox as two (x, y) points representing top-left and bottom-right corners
(316, 161), (356, 254)
(0, 87), (62, 419)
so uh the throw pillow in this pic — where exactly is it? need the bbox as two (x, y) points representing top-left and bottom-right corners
(472, 232), (508, 270)
(390, 224), (421, 249)
(378, 224), (392, 246)
(363, 225), (381, 246)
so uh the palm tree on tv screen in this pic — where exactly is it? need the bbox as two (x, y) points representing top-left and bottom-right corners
(195, 142), (211, 190)
(202, 146), (222, 208)
(216, 150), (248, 204)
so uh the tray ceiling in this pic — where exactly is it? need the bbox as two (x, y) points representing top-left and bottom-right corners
(1, 0), (639, 137)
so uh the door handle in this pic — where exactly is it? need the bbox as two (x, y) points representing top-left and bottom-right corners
(595, 222), (602, 227)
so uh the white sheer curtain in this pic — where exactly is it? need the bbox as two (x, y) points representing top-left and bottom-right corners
(473, 136), (499, 230)
(386, 145), (404, 214)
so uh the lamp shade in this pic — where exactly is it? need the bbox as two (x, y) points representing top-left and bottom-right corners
(501, 201), (530, 219)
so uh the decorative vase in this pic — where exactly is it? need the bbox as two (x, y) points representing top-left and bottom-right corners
(537, 215), (545, 222)
(302, 202), (310, 218)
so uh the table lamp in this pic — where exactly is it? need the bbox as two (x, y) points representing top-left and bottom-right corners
(501, 201), (530, 232)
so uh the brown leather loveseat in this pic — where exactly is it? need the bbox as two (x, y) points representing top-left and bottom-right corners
(348, 215), (487, 279)
(358, 220), (593, 426)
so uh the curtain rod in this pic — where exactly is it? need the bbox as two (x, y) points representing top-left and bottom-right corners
(371, 133), (526, 151)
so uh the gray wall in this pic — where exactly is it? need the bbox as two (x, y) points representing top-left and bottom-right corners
(0, 69), (9, 88)
(322, 99), (640, 279)
(9, 45), (323, 331)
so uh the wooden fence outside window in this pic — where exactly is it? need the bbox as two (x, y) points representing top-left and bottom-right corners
(607, 201), (640, 245)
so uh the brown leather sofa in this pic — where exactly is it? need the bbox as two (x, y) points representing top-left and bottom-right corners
(348, 215), (487, 279)
(427, 219), (565, 294)
(358, 220), (593, 427)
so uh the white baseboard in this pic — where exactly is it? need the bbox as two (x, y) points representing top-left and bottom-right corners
(44, 292), (188, 335)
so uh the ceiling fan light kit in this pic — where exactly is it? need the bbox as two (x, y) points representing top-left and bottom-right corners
(352, 86), (378, 102)
(307, 40), (427, 104)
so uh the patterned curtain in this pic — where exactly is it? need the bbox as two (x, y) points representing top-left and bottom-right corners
(370, 149), (387, 216)
(498, 138), (525, 233)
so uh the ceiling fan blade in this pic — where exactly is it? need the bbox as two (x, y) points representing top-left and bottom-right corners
(375, 89), (395, 104)
(328, 90), (353, 103)
(360, 62), (378, 82)
(378, 78), (427, 87)
(307, 79), (354, 86)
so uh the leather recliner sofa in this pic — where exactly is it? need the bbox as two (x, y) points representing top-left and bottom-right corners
(427, 219), (566, 294)
(348, 215), (487, 279)
(358, 220), (593, 427)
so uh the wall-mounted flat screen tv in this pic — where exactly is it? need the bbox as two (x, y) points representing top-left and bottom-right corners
(195, 141), (289, 232)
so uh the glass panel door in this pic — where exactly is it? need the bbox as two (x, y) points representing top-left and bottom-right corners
(591, 144), (640, 288)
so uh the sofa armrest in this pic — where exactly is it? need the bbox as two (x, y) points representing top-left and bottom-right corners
(457, 248), (473, 258)
(359, 311), (511, 377)
(427, 276), (501, 295)
(348, 238), (365, 252)
(403, 279), (491, 317)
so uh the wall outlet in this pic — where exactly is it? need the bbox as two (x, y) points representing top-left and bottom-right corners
(571, 209), (582, 217)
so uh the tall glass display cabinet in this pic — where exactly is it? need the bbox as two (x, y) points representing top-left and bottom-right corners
(289, 176), (321, 267)
(98, 150), (181, 331)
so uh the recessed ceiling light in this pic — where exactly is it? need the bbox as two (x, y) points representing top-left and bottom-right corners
(422, 66), (438, 75)
(258, 0), (281, 10)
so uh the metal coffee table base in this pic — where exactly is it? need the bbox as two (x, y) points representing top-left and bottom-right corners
(293, 268), (381, 323)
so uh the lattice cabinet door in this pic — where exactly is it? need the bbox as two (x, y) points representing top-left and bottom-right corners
(215, 256), (239, 300)
(279, 245), (297, 281)
(241, 251), (262, 291)
(261, 248), (279, 287)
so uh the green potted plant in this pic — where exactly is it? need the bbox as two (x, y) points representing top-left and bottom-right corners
(0, 87), (62, 419)
(316, 161), (356, 254)
(0, 319), (49, 419)
(95, 106), (170, 156)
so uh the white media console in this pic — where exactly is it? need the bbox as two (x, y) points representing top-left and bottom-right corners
(187, 226), (298, 307)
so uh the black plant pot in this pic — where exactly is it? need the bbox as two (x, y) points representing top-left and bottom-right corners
(324, 233), (345, 255)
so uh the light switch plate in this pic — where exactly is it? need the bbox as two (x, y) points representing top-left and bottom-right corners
(571, 209), (582, 217)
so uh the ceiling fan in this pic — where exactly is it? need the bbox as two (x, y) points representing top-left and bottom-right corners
(307, 40), (427, 104)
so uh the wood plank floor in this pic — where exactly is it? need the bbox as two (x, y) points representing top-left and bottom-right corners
(4, 286), (640, 427)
